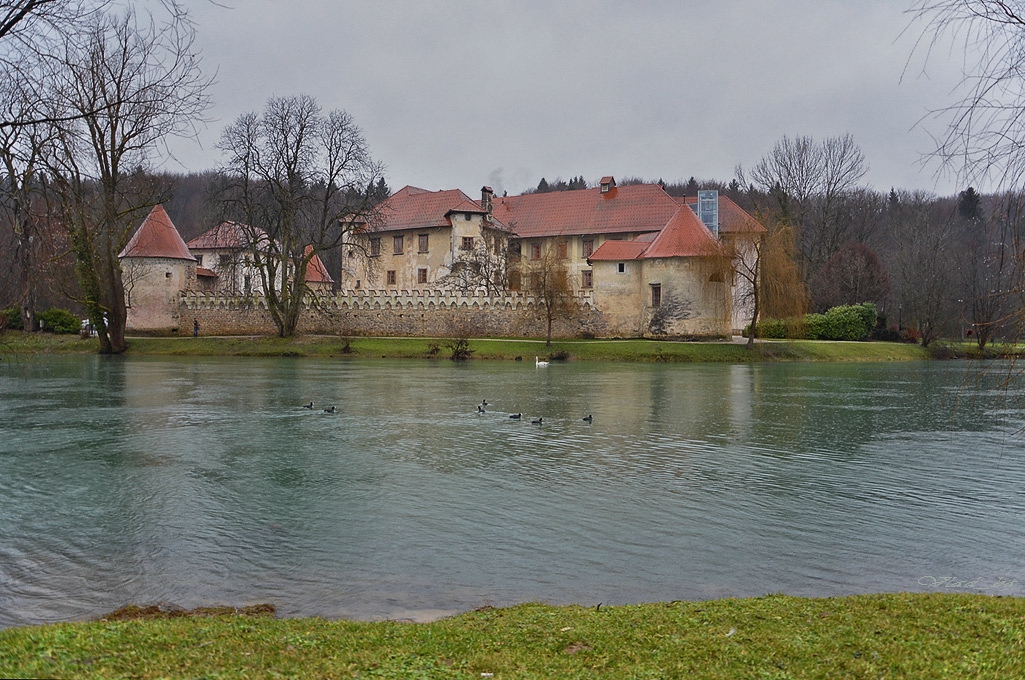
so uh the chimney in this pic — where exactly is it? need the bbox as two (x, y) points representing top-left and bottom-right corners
(599, 176), (616, 194)
(481, 186), (494, 216)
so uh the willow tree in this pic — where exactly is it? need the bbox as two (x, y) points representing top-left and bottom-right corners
(718, 213), (806, 348)
(217, 95), (384, 337)
(41, 2), (209, 354)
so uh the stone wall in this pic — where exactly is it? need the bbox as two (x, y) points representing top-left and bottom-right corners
(177, 289), (610, 338)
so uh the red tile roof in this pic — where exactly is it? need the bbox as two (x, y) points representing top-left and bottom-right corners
(304, 246), (334, 284)
(641, 207), (721, 258)
(494, 183), (681, 238)
(119, 205), (195, 261)
(587, 239), (647, 261)
(373, 186), (505, 232)
(679, 195), (766, 234)
(186, 221), (271, 250)
(196, 267), (218, 278)
(447, 198), (488, 215)
(589, 207), (720, 261)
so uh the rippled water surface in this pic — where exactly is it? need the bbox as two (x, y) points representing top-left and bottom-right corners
(1, 356), (1023, 627)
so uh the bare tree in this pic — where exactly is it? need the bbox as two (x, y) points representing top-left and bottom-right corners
(910, 1), (1025, 189)
(217, 95), (384, 337)
(0, 73), (52, 329)
(441, 227), (510, 294)
(911, 1), (1025, 351)
(957, 191), (1025, 347)
(810, 242), (891, 312)
(42, 2), (210, 353)
(0, 1), (112, 129)
(741, 134), (869, 283)
(886, 190), (957, 347)
(523, 242), (575, 347)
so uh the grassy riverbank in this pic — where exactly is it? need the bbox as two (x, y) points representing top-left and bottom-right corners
(1, 593), (1022, 678)
(1, 330), (936, 362)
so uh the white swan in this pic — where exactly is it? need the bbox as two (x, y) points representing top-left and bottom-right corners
(535, 356), (549, 367)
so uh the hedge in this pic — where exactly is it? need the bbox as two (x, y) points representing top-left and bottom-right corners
(38, 308), (80, 334)
(746, 303), (878, 341)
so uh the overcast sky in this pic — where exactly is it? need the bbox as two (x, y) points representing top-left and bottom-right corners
(166, 1), (968, 197)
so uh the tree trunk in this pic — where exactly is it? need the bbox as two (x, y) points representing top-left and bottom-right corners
(746, 283), (760, 350)
(17, 223), (37, 331)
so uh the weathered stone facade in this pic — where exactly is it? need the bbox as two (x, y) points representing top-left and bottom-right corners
(591, 257), (730, 337)
(173, 289), (610, 339)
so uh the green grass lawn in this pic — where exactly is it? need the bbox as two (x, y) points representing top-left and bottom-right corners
(1, 594), (1022, 679)
(1, 331), (933, 362)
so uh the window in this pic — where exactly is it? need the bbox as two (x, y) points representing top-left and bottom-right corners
(370, 238), (381, 256)
(195, 254), (203, 267)
(509, 271), (521, 290)
(393, 235), (404, 255)
(386, 270), (396, 285)
(509, 241), (522, 260)
(582, 239), (594, 258)
(355, 279), (361, 289)
(218, 254), (231, 268)
(556, 241), (568, 259)
(417, 267), (428, 284)
(418, 234), (429, 253)
(651, 284), (661, 307)
(617, 262), (626, 274)
(581, 270), (593, 288)
(461, 236), (475, 251)
(530, 243), (542, 260)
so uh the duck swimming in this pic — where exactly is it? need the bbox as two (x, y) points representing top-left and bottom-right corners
(323, 406), (336, 413)
(509, 413), (522, 419)
(302, 402), (314, 409)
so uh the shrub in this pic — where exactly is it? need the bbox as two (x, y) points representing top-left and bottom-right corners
(745, 318), (786, 339)
(783, 317), (808, 339)
(820, 304), (874, 341)
(2, 307), (22, 330)
(38, 308), (80, 334)
(447, 337), (474, 361)
(803, 313), (826, 340)
(856, 302), (878, 331)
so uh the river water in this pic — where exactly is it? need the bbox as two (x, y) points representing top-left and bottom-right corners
(1, 355), (1023, 627)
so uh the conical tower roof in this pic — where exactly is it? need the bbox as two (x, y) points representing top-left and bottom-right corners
(119, 205), (195, 261)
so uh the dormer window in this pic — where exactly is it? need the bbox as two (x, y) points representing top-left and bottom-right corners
(600, 176), (616, 193)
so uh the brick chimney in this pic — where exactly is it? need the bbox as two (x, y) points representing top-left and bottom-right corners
(481, 186), (494, 215)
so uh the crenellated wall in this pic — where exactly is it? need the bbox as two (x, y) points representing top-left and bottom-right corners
(174, 289), (611, 338)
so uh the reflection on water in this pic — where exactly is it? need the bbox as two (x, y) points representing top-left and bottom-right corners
(1, 356), (1023, 627)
